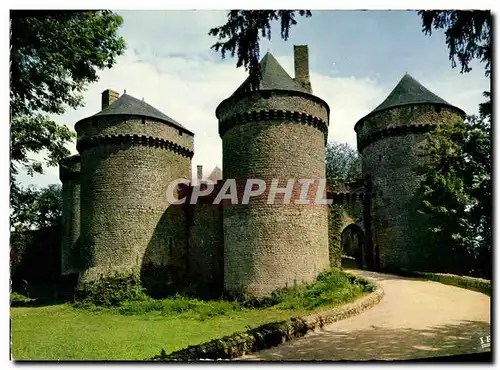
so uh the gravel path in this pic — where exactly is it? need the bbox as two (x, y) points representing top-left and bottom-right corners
(241, 270), (491, 361)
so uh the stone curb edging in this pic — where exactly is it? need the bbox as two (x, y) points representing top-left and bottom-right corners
(148, 273), (384, 361)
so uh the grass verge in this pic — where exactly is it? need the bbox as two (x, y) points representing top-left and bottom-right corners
(11, 268), (373, 360)
(390, 269), (491, 296)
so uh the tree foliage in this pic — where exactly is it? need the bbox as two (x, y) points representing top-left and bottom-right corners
(417, 10), (492, 277)
(209, 10), (311, 90)
(10, 10), (126, 119)
(325, 142), (362, 182)
(10, 11), (125, 181)
(10, 11), (126, 231)
(419, 10), (492, 119)
(11, 184), (63, 231)
(10, 115), (74, 181)
(419, 10), (491, 77)
(417, 116), (491, 277)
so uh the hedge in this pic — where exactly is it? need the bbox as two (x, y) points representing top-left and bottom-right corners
(393, 269), (491, 296)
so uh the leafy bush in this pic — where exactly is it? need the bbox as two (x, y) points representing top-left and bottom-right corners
(116, 294), (242, 320)
(74, 272), (148, 308)
(75, 268), (373, 320)
(10, 292), (34, 305)
(270, 269), (368, 311)
(421, 272), (490, 296)
(388, 269), (490, 296)
(235, 268), (373, 311)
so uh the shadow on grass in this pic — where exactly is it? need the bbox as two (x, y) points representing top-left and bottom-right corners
(243, 320), (491, 361)
(10, 297), (73, 308)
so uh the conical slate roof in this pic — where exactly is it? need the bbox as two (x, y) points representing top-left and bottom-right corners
(207, 165), (222, 182)
(231, 52), (309, 96)
(79, 93), (193, 135)
(370, 73), (456, 115)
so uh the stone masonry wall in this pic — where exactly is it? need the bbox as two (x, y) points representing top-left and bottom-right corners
(217, 92), (330, 298)
(76, 116), (194, 284)
(356, 104), (464, 271)
(327, 191), (365, 268)
(59, 155), (81, 276)
(188, 200), (224, 296)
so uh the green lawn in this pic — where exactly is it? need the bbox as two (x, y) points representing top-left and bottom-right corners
(11, 269), (372, 360)
(11, 303), (301, 360)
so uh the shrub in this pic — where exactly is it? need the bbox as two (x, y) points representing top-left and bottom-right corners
(116, 294), (242, 320)
(238, 268), (372, 312)
(74, 272), (148, 308)
(388, 268), (491, 296)
(75, 268), (373, 320)
(421, 272), (491, 296)
(271, 269), (368, 311)
(10, 292), (34, 306)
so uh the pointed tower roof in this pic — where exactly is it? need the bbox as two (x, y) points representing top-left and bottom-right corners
(207, 165), (222, 182)
(231, 52), (309, 97)
(77, 93), (194, 135)
(369, 73), (460, 115)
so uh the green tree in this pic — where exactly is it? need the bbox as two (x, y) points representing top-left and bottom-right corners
(10, 184), (63, 279)
(325, 141), (361, 182)
(11, 184), (63, 231)
(10, 10), (126, 229)
(419, 10), (491, 119)
(416, 10), (491, 277)
(209, 10), (311, 90)
(417, 115), (491, 277)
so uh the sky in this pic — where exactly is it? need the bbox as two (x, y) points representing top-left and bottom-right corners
(17, 10), (491, 188)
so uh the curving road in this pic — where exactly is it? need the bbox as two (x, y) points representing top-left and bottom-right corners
(241, 270), (491, 361)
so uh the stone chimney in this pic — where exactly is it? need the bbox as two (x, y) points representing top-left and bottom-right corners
(293, 45), (312, 93)
(101, 89), (120, 109)
(197, 165), (203, 180)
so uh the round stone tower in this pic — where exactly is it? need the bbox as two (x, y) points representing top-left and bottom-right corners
(59, 154), (81, 276)
(215, 46), (331, 298)
(75, 89), (194, 284)
(354, 74), (465, 271)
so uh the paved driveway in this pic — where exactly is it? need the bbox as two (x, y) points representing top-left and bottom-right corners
(241, 270), (491, 361)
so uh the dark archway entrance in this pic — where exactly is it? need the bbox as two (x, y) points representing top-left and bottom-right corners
(341, 224), (365, 269)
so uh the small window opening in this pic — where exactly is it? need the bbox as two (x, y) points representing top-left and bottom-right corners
(141, 117), (146, 124)
(379, 155), (382, 162)
(435, 106), (442, 113)
(179, 130), (183, 136)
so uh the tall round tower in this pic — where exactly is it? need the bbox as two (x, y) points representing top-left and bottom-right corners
(75, 90), (194, 284)
(216, 46), (331, 298)
(355, 74), (465, 271)
(59, 154), (81, 276)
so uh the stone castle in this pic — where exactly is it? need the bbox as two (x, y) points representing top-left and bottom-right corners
(59, 45), (465, 298)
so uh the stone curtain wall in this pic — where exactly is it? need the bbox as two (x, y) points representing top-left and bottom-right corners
(327, 190), (365, 268)
(187, 199), (224, 297)
(356, 104), (464, 271)
(59, 155), (81, 276)
(217, 91), (330, 298)
(76, 115), (194, 284)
